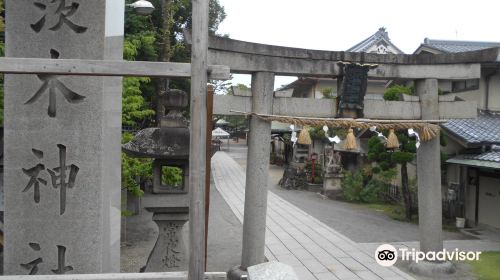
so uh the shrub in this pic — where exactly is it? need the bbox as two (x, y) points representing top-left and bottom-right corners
(321, 87), (335, 99)
(361, 179), (389, 203)
(342, 170), (389, 203)
(383, 85), (413, 101)
(308, 126), (326, 140)
(342, 171), (364, 202)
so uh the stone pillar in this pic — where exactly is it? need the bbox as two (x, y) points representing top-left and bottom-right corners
(242, 72), (275, 267)
(415, 79), (442, 253)
(228, 72), (274, 279)
(411, 79), (454, 276)
(4, 0), (123, 274)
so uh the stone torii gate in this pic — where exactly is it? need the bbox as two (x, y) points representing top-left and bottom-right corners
(185, 33), (500, 277)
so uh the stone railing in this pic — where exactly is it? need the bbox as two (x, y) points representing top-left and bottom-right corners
(364, 99), (477, 120)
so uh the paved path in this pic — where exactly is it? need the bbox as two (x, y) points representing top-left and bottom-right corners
(225, 142), (471, 244)
(212, 152), (415, 280)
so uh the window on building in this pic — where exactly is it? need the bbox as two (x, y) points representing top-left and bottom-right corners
(451, 79), (479, 92)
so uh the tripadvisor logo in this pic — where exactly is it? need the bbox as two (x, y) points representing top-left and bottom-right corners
(375, 244), (482, 267)
(375, 244), (398, 267)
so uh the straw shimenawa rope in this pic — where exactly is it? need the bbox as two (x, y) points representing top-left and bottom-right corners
(231, 110), (442, 141)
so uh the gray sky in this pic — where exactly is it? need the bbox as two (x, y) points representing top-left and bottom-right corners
(216, 0), (500, 89)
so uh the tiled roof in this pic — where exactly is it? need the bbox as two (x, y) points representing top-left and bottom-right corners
(347, 27), (404, 54)
(468, 152), (500, 163)
(442, 112), (500, 146)
(447, 152), (500, 169)
(420, 38), (500, 53)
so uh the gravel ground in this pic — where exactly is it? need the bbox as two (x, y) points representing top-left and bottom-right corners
(224, 141), (471, 243)
(267, 172), (470, 243)
(120, 208), (156, 272)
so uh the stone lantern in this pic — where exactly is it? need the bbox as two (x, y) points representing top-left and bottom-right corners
(122, 89), (190, 272)
(123, 89), (190, 194)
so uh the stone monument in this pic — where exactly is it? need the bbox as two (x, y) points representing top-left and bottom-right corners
(4, 0), (124, 274)
(323, 147), (343, 198)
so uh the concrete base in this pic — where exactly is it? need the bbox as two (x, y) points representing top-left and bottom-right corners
(305, 183), (322, 192)
(323, 175), (343, 199)
(409, 260), (456, 277)
(227, 265), (248, 280)
(323, 175), (342, 191)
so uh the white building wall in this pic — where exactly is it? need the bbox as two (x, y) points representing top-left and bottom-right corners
(487, 73), (500, 111)
(478, 176), (500, 228)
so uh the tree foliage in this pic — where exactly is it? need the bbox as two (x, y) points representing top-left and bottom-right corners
(320, 87), (335, 99)
(123, 0), (227, 127)
(122, 0), (226, 197)
(162, 166), (183, 186)
(384, 84), (444, 101)
(368, 132), (417, 220)
(121, 133), (152, 197)
(122, 77), (155, 127)
(368, 133), (417, 170)
(223, 115), (247, 130)
(383, 85), (414, 101)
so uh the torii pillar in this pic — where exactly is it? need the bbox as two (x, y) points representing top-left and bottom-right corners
(228, 72), (275, 279)
(411, 79), (454, 275)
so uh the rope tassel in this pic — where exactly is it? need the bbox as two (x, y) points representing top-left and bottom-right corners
(298, 126), (312, 145)
(386, 128), (400, 149)
(344, 128), (357, 150)
(419, 126), (438, 142)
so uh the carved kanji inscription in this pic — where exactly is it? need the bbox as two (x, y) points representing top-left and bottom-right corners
(31, 0), (88, 33)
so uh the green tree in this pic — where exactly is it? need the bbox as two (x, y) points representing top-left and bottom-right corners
(122, 0), (227, 197)
(122, 77), (155, 128)
(121, 133), (152, 197)
(125, 0), (226, 122)
(224, 115), (247, 131)
(368, 132), (417, 220)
